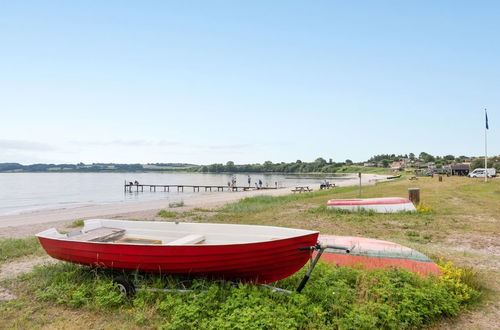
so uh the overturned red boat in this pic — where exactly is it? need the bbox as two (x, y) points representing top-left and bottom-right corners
(318, 235), (440, 276)
(36, 219), (319, 284)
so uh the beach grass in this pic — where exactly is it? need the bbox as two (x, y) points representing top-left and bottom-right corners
(0, 237), (42, 263)
(157, 210), (176, 218)
(1, 256), (480, 329)
(68, 219), (85, 227)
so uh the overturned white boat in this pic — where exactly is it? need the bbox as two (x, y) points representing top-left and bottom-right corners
(327, 197), (416, 213)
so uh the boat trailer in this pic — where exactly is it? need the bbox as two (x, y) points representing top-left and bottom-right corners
(296, 241), (354, 293)
(113, 241), (354, 297)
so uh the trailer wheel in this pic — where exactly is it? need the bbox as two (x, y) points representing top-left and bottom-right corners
(113, 276), (135, 297)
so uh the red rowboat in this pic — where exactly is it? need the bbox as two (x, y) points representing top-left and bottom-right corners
(36, 219), (319, 284)
(327, 197), (416, 213)
(318, 235), (440, 276)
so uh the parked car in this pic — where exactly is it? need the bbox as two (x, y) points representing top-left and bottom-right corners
(468, 168), (497, 178)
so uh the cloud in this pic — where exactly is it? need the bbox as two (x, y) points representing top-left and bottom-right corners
(0, 139), (54, 151)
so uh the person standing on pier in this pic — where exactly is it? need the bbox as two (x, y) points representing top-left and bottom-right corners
(248, 175), (251, 187)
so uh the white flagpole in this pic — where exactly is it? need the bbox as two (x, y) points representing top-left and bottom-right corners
(485, 108), (488, 182)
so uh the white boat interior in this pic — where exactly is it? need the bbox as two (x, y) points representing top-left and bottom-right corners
(36, 219), (318, 246)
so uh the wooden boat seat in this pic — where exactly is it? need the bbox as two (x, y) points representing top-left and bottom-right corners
(114, 237), (162, 245)
(67, 227), (125, 242)
(168, 234), (205, 245)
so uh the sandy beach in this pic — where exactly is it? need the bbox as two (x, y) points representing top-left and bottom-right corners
(0, 174), (388, 238)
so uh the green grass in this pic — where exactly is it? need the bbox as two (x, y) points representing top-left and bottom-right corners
(68, 219), (84, 227)
(157, 210), (176, 218)
(223, 187), (352, 213)
(1, 258), (479, 329)
(0, 237), (42, 263)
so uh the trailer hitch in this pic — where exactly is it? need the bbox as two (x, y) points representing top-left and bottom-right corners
(296, 242), (355, 293)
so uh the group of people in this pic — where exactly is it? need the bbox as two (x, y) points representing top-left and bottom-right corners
(247, 175), (263, 188)
(227, 176), (268, 189)
(228, 176), (238, 188)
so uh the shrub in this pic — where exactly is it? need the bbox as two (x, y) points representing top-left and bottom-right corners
(416, 203), (434, 214)
(157, 210), (176, 218)
(169, 201), (185, 208)
(68, 219), (84, 227)
(22, 260), (481, 329)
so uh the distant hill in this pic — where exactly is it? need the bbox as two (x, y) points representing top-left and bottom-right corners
(0, 163), (198, 173)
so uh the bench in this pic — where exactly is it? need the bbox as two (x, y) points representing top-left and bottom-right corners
(167, 234), (205, 245)
(320, 183), (336, 190)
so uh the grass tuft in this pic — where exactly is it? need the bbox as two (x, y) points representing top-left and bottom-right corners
(168, 201), (185, 208)
(68, 219), (84, 227)
(157, 210), (176, 218)
(0, 237), (42, 263)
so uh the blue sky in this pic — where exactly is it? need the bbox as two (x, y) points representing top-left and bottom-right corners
(1, 1), (498, 164)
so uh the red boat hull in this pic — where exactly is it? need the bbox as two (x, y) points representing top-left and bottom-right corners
(38, 232), (318, 284)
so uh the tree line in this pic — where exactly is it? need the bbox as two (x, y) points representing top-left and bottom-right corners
(1, 153), (498, 173)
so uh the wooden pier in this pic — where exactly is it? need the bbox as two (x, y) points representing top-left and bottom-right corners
(124, 183), (277, 193)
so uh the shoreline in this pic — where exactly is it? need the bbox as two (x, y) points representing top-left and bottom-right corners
(0, 174), (388, 239)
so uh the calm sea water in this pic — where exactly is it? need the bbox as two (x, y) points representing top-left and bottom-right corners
(0, 172), (350, 216)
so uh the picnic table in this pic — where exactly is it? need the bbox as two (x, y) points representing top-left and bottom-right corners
(291, 186), (313, 193)
(320, 183), (336, 190)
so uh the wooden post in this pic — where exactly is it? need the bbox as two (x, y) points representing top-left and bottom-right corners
(408, 188), (420, 205)
(358, 172), (362, 197)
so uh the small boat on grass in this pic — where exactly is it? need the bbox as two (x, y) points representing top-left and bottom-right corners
(318, 235), (440, 276)
(36, 219), (319, 284)
(327, 197), (416, 213)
